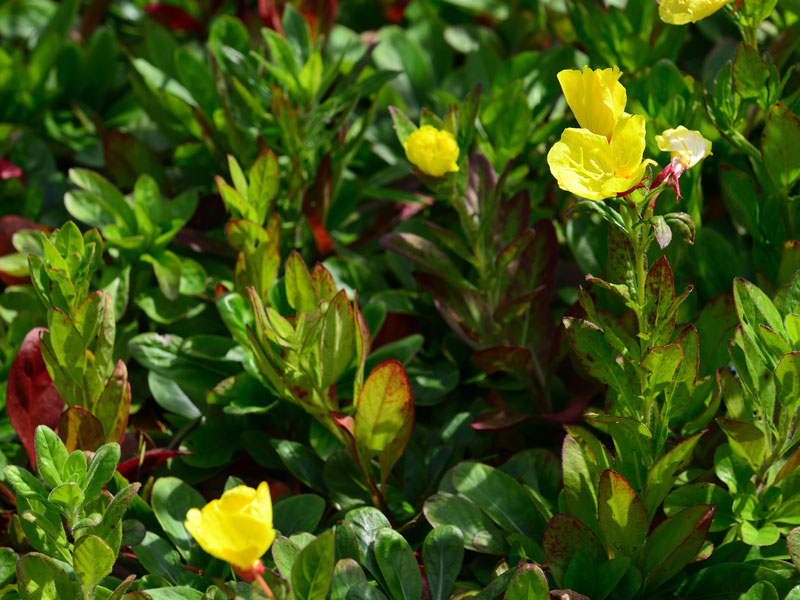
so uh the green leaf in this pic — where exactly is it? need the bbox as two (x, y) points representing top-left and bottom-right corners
(332, 559), (367, 600)
(133, 532), (183, 585)
(82, 442), (121, 501)
(35, 426), (68, 489)
(422, 526), (464, 600)
(151, 477), (204, 560)
(597, 470), (648, 559)
(174, 47), (220, 116)
(273, 494), (326, 536)
(320, 290), (355, 388)
(503, 564), (549, 600)
(733, 43), (769, 102)
(664, 483), (734, 532)
(273, 536), (301, 579)
(48, 482), (83, 515)
(741, 521), (780, 546)
(788, 527), (800, 569)
(347, 583), (389, 600)
(716, 418), (766, 471)
(389, 107), (417, 145)
(644, 431), (705, 518)
(291, 530), (335, 600)
(354, 360), (414, 485)
(774, 352), (800, 410)
(742, 581), (780, 600)
(423, 493), (508, 554)
(4, 465), (50, 503)
(17, 552), (77, 600)
(374, 528), (422, 600)
(562, 317), (638, 401)
(145, 250), (182, 302)
(249, 150), (280, 224)
(68, 169), (135, 233)
(73, 535), (115, 590)
(451, 461), (546, 539)
(286, 251), (318, 312)
(762, 103), (800, 193)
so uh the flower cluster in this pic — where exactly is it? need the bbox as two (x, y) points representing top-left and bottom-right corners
(547, 67), (655, 201)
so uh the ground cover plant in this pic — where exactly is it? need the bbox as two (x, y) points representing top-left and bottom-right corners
(0, 0), (800, 598)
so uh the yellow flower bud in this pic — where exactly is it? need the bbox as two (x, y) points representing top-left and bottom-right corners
(656, 126), (712, 169)
(557, 66), (627, 140)
(185, 482), (275, 571)
(658, 0), (731, 24)
(403, 125), (459, 177)
(547, 115), (656, 201)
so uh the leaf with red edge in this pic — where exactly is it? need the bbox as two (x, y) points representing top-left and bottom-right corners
(543, 514), (603, 587)
(597, 470), (649, 559)
(144, 4), (203, 32)
(642, 504), (715, 589)
(59, 406), (104, 452)
(93, 360), (131, 444)
(7, 328), (64, 464)
(116, 449), (192, 480)
(354, 359), (414, 487)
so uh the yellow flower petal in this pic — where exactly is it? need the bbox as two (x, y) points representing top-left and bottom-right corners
(403, 125), (460, 177)
(185, 482), (276, 571)
(655, 126), (712, 169)
(547, 118), (654, 201)
(659, 0), (731, 24)
(547, 128), (616, 201)
(557, 66), (627, 140)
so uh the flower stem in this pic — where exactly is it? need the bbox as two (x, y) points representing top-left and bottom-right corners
(255, 573), (277, 600)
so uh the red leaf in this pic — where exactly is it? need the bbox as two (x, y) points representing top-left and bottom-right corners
(144, 4), (203, 32)
(117, 449), (192, 480)
(7, 328), (64, 464)
(0, 158), (23, 181)
(471, 410), (533, 432)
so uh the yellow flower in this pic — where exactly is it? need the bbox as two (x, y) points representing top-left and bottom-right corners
(557, 66), (627, 140)
(659, 0), (731, 24)
(656, 126), (712, 169)
(185, 482), (275, 571)
(547, 115), (656, 201)
(403, 125), (459, 177)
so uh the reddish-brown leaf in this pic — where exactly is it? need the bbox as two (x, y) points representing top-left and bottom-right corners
(7, 328), (64, 463)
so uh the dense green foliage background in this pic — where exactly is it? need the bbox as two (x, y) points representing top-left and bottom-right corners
(0, 0), (800, 599)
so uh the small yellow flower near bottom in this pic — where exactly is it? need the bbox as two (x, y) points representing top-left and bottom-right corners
(403, 125), (460, 177)
(185, 482), (276, 573)
(547, 114), (655, 201)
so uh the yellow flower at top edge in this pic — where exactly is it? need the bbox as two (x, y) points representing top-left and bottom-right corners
(659, 0), (732, 25)
(557, 66), (627, 140)
(185, 482), (275, 572)
(403, 125), (459, 178)
(656, 126), (712, 169)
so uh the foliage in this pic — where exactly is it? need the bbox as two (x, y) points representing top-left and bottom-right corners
(0, 1), (799, 600)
